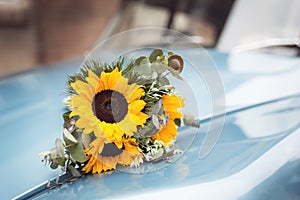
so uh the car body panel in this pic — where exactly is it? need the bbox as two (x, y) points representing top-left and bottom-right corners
(1, 49), (300, 199)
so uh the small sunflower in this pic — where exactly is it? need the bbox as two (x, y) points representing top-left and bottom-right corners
(82, 136), (140, 173)
(70, 68), (148, 145)
(152, 94), (184, 144)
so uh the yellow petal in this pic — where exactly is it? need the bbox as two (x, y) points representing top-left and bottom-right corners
(100, 68), (122, 90)
(118, 115), (137, 136)
(129, 113), (147, 126)
(71, 96), (91, 107)
(114, 76), (129, 94)
(114, 140), (123, 149)
(129, 87), (145, 102)
(87, 70), (99, 83)
(128, 100), (146, 113)
(72, 80), (94, 101)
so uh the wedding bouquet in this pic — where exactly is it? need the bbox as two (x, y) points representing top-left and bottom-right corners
(40, 49), (199, 179)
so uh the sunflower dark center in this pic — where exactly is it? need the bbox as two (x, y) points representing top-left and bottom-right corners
(92, 90), (128, 123)
(100, 143), (123, 157)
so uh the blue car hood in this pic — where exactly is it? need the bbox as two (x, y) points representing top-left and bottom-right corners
(1, 49), (300, 199)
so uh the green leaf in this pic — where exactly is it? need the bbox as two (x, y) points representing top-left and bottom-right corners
(50, 147), (58, 158)
(63, 111), (71, 121)
(151, 99), (163, 115)
(134, 58), (152, 76)
(151, 114), (160, 129)
(63, 128), (87, 162)
(63, 128), (78, 145)
(67, 165), (81, 177)
(134, 56), (147, 66)
(66, 143), (87, 163)
(151, 63), (167, 74)
(55, 138), (65, 157)
(57, 156), (66, 166)
(81, 132), (91, 148)
(149, 49), (163, 63)
(50, 161), (59, 169)
(142, 121), (160, 137)
(157, 77), (170, 85)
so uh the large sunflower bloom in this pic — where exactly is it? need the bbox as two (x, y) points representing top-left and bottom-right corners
(70, 68), (148, 145)
(82, 136), (140, 173)
(152, 94), (184, 144)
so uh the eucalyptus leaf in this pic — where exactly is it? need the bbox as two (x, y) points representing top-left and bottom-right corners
(74, 129), (84, 140)
(151, 114), (160, 129)
(151, 99), (162, 115)
(57, 156), (66, 166)
(152, 148), (176, 163)
(63, 129), (87, 162)
(139, 57), (151, 65)
(151, 62), (167, 74)
(157, 77), (170, 85)
(149, 49), (163, 63)
(66, 142), (87, 163)
(55, 138), (65, 157)
(143, 122), (160, 137)
(134, 61), (152, 76)
(67, 165), (81, 177)
(64, 118), (76, 133)
(50, 147), (57, 159)
(81, 132), (91, 148)
(63, 128), (78, 145)
(151, 72), (159, 79)
(63, 111), (71, 121)
(134, 56), (147, 66)
(50, 161), (59, 169)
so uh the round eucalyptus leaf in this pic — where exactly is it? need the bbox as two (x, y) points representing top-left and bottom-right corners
(63, 128), (78, 145)
(55, 138), (65, 157)
(50, 161), (59, 169)
(149, 49), (163, 63)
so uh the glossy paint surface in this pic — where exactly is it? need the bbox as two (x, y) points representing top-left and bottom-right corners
(1, 49), (300, 199)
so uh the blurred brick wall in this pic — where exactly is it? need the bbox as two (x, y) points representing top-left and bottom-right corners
(35, 0), (121, 63)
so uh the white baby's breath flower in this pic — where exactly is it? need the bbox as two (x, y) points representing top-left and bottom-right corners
(63, 97), (75, 111)
(130, 154), (144, 168)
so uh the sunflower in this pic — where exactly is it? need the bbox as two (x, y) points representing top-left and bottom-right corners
(152, 94), (184, 144)
(82, 136), (141, 173)
(69, 68), (148, 145)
